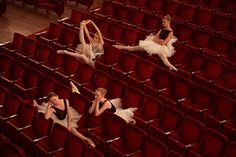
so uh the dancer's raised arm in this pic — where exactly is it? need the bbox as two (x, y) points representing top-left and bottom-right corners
(84, 24), (93, 43)
(79, 20), (90, 51)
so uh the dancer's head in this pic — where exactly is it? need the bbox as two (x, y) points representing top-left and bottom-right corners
(47, 92), (59, 105)
(95, 88), (107, 101)
(93, 32), (101, 43)
(162, 14), (171, 28)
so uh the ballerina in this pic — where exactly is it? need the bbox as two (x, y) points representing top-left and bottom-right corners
(57, 19), (104, 67)
(33, 91), (96, 148)
(114, 14), (178, 71)
(88, 87), (137, 125)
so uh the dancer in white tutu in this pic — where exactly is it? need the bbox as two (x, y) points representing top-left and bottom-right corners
(88, 87), (137, 125)
(114, 14), (178, 71)
(33, 91), (96, 148)
(57, 19), (104, 67)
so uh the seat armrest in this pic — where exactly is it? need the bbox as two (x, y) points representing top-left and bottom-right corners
(57, 17), (69, 23)
(0, 41), (11, 46)
(48, 147), (64, 155)
(35, 31), (47, 36)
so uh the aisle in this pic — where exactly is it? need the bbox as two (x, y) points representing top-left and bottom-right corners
(0, 1), (88, 43)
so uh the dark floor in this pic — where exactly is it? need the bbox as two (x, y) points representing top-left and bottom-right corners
(0, 0), (104, 43)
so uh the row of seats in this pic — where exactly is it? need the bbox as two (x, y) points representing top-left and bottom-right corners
(1, 35), (236, 101)
(0, 88), (235, 157)
(97, 0), (236, 40)
(0, 48), (235, 144)
(56, 9), (236, 65)
(0, 133), (26, 157)
(12, 0), (64, 17)
(0, 98), (103, 157)
(0, 5), (236, 156)
(112, 0), (236, 14)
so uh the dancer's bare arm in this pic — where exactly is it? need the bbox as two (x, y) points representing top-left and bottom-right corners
(66, 100), (72, 131)
(84, 25), (93, 42)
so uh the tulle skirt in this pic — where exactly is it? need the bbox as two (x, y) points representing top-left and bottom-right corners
(110, 98), (137, 124)
(37, 102), (82, 129)
(139, 34), (177, 57)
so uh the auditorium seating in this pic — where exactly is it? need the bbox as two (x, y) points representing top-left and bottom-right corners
(166, 116), (205, 155)
(90, 112), (127, 155)
(20, 112), (54, 156)
(109, 124), (147, 157)
(0, 0), (236, 156)
(187, 128), (229, 157)
(4, 102), (37, 143)
(34, 123), (70, 157)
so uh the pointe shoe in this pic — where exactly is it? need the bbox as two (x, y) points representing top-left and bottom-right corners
(86, 138), (96, 148)
(70, 81), (80, 94)
(169, 66), (178, 72)
(57, 50), (66, 54)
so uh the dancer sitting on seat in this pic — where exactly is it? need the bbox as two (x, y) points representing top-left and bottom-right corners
(33, 89), (96, 148)
(57, 19), (104, 67)
(70, 82), (137, 124)
(114, 14), (178, 71)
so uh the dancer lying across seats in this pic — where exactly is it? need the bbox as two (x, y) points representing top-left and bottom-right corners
(114, 14), (178, 71)
(70, 82), (137, 125)
(33, 87), (96, 148)
(57, 19), (104, 67)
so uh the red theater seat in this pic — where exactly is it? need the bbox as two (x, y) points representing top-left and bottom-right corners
(110, 52), (140, 81)
(13, 67), (41, 99)
(34, 123), (70, 157)
(70, 63), (95, 89)
(20, 112), (54, 156)
(5, 103), (37, 143)
(52, 135), (85, 157)
(58, 9), (84, 28)
(0, 32), (25, 55)
(180, 84), (217, 119)
(90, 112), (127, 155)
(149, 105), (184, 142)
(36, 23), (63, 45)
(134, 95), (163, 131)
(109, 124), (147, 157)
(167, 116), (205, 155)
(81, 70), (110, 100)
(202, 95), (236, 130)
(95, 44), (122, 73)
(0, 93), (22, 132)
(126, 59), (157, 89)
(187, 128), (228, 157)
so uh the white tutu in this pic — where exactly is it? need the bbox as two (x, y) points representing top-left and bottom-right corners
(75, 43), (104, 67)
(36, 102), (82, 129)
(139, 34), (177, 57)
(110, 98), (137, 124)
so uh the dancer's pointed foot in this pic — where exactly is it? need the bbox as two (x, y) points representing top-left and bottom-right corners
(85, 138), (96, 148)
(129, 119), (136, 125)
(70, 81), (80, 94)
(169, 66), (178, 72)
(113, 44), (124, 49)
(57, 50), (66, 54)
(32, 99), (38, 107)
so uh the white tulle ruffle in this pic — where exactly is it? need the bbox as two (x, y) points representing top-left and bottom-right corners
(139, 34), (177, 57)
(37, 102), (82, 129)
(110, 98), (137, 124)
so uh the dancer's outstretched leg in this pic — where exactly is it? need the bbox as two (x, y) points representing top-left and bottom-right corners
(158, 52), (178, 71)
(113, 45), (144, 52)
(71, 128), (96, 148)
(70, 81), (80, 94)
